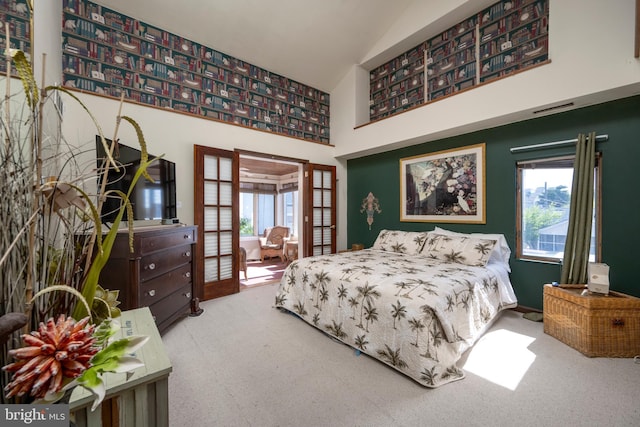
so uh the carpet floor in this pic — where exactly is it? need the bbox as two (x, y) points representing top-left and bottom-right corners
(162, 283), (640, 427)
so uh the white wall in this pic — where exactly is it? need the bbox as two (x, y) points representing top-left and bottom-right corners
(33, 0), (62, 87)
(58, 92), (346, 242)
(360, 0), (496, 70)
(331, 0), (640, 159)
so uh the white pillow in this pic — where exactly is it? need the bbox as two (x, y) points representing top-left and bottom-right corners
(422, 233), (497, 267)
(371, 229), (429, 255)
(432, 226), (511, 267)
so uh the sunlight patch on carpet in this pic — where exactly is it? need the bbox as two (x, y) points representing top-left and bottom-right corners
(248, 266), (277, 276)
(241, 261), (286, 287)
(463, 329), (536, 390)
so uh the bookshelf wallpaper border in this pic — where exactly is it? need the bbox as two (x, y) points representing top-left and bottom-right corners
(370, 0), (549, 122)
(62, 0), (331, 144)
(0, 0), (31, 76)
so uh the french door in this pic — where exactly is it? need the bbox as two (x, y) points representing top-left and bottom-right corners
(193, 145), (239, 301)
(194, 144), (335, 301)
(304, 163), (336, 257)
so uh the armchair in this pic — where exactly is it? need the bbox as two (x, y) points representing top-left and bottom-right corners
(259, 226), (290, 262)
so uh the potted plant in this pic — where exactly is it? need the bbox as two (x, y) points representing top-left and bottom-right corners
(1, 43), (158, 410)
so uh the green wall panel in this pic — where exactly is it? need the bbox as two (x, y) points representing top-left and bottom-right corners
(347, 95), (640, 310)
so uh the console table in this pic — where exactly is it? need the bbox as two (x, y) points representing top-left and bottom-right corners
(69, 307), (172, 427)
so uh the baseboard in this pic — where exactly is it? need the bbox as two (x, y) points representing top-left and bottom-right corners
(512, 304), (542, 313)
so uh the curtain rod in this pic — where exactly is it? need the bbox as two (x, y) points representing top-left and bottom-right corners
(510, 134), (608, 153)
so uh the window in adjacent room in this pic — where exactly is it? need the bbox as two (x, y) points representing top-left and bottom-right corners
(240, 182), (276, 236)
(516, 155), (601, 262)
(280, 182), (299, 237)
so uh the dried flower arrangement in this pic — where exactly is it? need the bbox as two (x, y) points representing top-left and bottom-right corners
(1, 35), (158, 409)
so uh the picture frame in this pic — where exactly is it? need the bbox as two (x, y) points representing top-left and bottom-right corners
(400, 143), (486, 223)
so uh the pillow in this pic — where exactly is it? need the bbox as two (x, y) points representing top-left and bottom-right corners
(422, 233), (497, 267)
(433, 226), (511, 266)
(371, 229), (429, 255)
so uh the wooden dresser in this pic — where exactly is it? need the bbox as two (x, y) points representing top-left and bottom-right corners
(100, 225), (197, 334)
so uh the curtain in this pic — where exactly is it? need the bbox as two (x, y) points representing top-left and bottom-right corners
(560, 131), (596, 284)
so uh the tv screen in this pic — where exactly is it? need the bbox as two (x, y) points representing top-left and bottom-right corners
(95, 136), (177, 224)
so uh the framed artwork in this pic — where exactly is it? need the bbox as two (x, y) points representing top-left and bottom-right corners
(400, 143), (485, 223)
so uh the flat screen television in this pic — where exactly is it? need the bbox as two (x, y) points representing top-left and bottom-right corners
(95, 136), (177, 224)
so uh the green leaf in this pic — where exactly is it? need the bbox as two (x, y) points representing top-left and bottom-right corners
(71, 184), (136, 319)
(88, 380), (106, 411)
(92, 357), (122, 373)
(68, 371), (106, 412)
(90, 338), (133, 366)
(75, 367), (100, 388)
(92, 318), (120, 347)
(90, 335), (148, 368)
(108, 356), (144, 373)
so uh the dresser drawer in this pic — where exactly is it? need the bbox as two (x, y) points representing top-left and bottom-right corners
(148, 283), (192, 326)
(140, 263), (192, 306)
(100, 225), (197, 335)
(139, 227), (196, 256)
(140, 244), (193, 281)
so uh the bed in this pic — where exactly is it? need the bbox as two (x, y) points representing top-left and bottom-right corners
(274, 228), (517, 388)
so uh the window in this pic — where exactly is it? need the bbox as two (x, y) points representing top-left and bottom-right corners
(143, 186), (163, 220)
(516, 155), (601, 262)
(282, 189), (299, 237)
(240, 182), (276, 236)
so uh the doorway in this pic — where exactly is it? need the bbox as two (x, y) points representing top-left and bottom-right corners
(193, 145), (336, 302)
(238, 154), (301, 289)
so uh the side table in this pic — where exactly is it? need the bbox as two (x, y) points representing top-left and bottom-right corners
(69, 307), (172, 426)
(283, 239), (298, 262)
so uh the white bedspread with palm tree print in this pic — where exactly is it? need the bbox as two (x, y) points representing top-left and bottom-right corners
(275, 249), (517, 388)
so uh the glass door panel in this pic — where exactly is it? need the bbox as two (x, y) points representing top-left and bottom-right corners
(194, 146), (239, 300)
(304, 164), (336, 257)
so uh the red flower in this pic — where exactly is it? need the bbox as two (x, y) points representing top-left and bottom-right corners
(2, 315), (98, 399)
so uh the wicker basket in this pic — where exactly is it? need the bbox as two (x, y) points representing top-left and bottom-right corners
(543, 284), (640, 357)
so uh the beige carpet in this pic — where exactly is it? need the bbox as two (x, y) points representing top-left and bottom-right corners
(162, 283), (640, 427)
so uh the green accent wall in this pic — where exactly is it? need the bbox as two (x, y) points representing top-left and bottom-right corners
(347, 95), (640, 310)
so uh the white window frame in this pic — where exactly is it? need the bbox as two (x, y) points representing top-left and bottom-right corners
(240, 188), (276, 237)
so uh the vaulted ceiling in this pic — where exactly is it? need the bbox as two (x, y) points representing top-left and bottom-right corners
(99, 0), (415, 93)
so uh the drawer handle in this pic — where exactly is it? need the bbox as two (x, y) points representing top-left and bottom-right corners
(147, 289), (156, 297)
(184, 272), (191, 278)
(183, 251), (191, 257)
(184, 292), (191, 299)
(612, 318), (625, 327)
(184, 234), (191, 240)
(146, 263), (156, 270)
